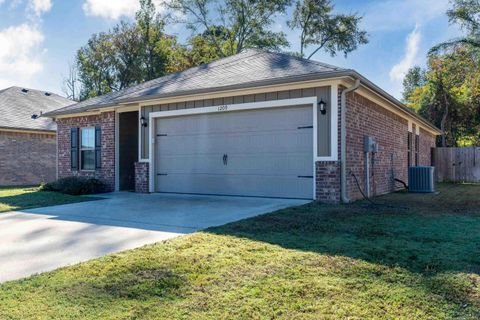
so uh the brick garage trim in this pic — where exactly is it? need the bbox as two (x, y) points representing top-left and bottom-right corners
(134, 162), (149, 193)
(315, 161), (340, 202)
(57, 112), (115, 191)
(0, 131), (56, 186)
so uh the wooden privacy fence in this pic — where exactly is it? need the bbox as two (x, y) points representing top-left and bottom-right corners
(433, 147), (480, 183)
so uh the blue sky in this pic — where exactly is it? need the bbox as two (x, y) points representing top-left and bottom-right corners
(0, 0), (462, 99)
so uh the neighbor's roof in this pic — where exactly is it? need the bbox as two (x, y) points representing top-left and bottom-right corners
(0, 86), (73, 132)
(43, 49), (440, 133)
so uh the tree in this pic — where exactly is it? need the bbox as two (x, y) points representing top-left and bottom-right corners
(430, 0), (480, 53)
(402, 66), (426, 106)
(111, 22), (144, 90)
(185, 26), (235, 65)
(74, 0), (174, 100)
(404, 0), (480, 146)
(62, 62), (80, 101)
(403, 46), (480, 146)
(288, 0), (368, 59)
(167, 0), (291, 57)
(70, 0), (369, 100)
(76, 32), (117, 100)
(136, 0), (169, 80)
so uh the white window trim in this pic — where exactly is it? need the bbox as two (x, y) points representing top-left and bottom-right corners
(147, 96), (338, 199)
(79, 127), (95, 172)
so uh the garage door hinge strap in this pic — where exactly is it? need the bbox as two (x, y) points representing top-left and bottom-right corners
(298, 176), (314, 179)
(156, 134), (168, 137)
(157, 173), (168, 176)
(297, 126), (313, 130)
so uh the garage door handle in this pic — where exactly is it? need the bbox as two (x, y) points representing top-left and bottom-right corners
(223, 154), (228, 165)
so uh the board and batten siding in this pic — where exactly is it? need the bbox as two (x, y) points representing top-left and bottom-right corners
(140, 86), (332, 159)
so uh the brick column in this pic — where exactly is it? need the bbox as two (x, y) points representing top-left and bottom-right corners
(315, 161), (341, 203)
(135, 162), (149, 193)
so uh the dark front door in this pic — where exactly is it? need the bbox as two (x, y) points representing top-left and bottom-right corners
(119, 111), (139, 191)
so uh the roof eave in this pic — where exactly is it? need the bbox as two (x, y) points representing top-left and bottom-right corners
(42, 102), (119, 118)
(0, 126), (56, 134)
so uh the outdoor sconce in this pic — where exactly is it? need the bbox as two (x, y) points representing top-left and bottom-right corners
(318, 99), (327, 115)
(140, 116), (148, 127)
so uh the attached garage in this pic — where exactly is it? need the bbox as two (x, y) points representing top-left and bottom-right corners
(153, 103), (315, 199)
(46, 49), (441, 203)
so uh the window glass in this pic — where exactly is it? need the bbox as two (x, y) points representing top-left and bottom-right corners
(81, 128), (95, 148)
(80, 128), (95, 170)
(407, 132), (412, 168)
(415, 135), (419, 166)
(81, 150), (95, 170)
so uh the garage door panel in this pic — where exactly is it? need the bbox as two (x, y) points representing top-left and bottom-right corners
(155, 105), (314, 199)
(157, 129), (312, 155)
(158, 105), (312, 135)
(157, 153), (312, 176)
(156, 174), (312, 199)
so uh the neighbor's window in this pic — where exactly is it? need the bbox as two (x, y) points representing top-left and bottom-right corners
(80, 127), (95, 170)
(407, 132), (412, 167)
(415, 134), (419, 166)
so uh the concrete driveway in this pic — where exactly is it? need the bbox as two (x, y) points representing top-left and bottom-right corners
(0, 193), (308, 283)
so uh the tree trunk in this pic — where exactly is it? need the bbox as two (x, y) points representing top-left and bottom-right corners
(440, 91), (449, 147)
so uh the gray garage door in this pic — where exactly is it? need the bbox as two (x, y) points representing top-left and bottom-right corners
(154, 105), (314, 199)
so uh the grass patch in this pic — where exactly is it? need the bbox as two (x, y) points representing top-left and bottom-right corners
(0, 183), (479, 319)
(0, 186), (97, 213)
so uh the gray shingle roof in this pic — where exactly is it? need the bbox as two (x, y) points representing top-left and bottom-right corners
(44, 49), (347, 116)
(0, 87), (73, 132)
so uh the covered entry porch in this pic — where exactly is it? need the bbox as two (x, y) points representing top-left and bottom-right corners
(115, 110), (139, 191)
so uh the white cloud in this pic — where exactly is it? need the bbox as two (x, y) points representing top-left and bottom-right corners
(29, 0), (52, 16)
(363, 0), (449, 32)
(83, 0), (139, 19)
(0, 0), (52, 16)
(83, 0), (165, 20)
(0, 24), (45, 88)
(389, 25), (421, 82)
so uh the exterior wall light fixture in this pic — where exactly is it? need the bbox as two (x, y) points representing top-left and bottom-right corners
(318, 99), (327, 115)
(140, 116), (148, 127)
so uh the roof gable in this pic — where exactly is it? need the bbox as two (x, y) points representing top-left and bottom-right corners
(0, 87), (73, 131)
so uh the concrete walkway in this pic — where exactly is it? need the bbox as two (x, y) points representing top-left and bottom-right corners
(0, 193), (308, 283)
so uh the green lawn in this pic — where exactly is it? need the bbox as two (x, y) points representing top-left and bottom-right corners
(1, 184), (480, 319)
(0, 187), (95, 213)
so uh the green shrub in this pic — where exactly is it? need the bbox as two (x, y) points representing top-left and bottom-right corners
(40, 177), (107, 195)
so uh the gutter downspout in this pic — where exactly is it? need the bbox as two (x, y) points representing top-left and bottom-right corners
(340, 79), (361, 203)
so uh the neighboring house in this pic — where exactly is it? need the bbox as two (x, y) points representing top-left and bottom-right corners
(44, 50), (441, 202)
(0, 87), (73, 186)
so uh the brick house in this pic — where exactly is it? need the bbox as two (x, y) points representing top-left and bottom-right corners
(0, 87), (73, 186)
(44, 50), (440, 202)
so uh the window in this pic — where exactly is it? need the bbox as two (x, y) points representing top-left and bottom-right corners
(415, 134), (419, 166)
(407, 132), (412, 168)
(80, 127), (95, 170)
